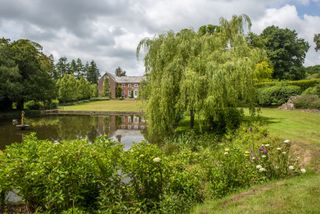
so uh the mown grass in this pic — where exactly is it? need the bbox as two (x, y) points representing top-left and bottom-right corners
(193, 108), (320, 213)
(192, 174), (320, 214)
(59, 100), (144, 112)
(258, 108), (320, 145)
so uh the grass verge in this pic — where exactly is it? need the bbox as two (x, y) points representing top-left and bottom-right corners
(192, 174), (320, 214)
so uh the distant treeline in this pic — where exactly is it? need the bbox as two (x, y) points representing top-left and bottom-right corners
(0, 37), (100, 111)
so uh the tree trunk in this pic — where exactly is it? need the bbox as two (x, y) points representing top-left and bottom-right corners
(16, 99), (24, 110)
(190, 110), (195, 129)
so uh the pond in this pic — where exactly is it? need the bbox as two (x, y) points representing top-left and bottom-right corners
(0, 114), (146, 150)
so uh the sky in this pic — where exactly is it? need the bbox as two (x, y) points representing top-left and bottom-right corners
(0, 0), (319, 76)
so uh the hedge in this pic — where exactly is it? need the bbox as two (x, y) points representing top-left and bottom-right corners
(257, 85), (302, 106)
(256, 79), (320, 91)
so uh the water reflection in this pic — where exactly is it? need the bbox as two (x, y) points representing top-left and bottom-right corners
(0, 114), (146, 149)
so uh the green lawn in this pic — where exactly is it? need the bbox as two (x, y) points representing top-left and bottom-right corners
(59, 100), (144, 112)
(258, 108), (320, 145)
(192, 174), (320, 214)
(194, 108), (320, 213)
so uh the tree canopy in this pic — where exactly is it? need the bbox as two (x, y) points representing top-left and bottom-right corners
(137, 15), (270, 140)
(250, 26), (310, 80)
(54, 57), (100, 83)
(315, 33), (320, 52)
(0, 38), (55, 110)
(115, 66), (126, 77)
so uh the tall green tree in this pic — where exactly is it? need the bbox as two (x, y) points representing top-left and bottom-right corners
(0, 38), (23, 110)
(137, 15), (268, 139)
(86, 60), (100, 84)
(56, 74), (78, 103)
(9, 39), (55, 109)
(55, 57), (70, 78)
(251, 26), (310, 80)
(76, 58), (84, 78)
(115, 66), (126, 77)
(315, 33), (320, 52)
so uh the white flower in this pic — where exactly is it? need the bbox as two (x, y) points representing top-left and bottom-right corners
(153, 157), (161, 163)
(252, 157), (256, 160)
(300, 168), (306, 174)
(283, 139), (290, 144)
(265, 144), (270, 147)
(256, 165), (262, 169)
(224, 148), (230, 152)
(224, 152), (229, 155)
(277, 147), (282, 151)
(259, 167), (266, 172)
(282, 151), (287, 155)
(288, 165), (294, 170)
(261, 144), (265, 147)
(261, 155), (266, 158)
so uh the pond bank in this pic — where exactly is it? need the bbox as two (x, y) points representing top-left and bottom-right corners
(42, 109), (144, 116)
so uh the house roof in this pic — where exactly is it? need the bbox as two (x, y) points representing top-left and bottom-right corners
(104, 72), (144, 83)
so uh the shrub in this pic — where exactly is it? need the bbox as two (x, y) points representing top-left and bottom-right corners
(0, 130), (305, 213)
(257, 79), (320, 90)
(46, 99), (59, 109)
(24, 100), (44, 110)
(0, 134), (123, 213)
(258, 85), (301, 106)
(293, 95), (320, 110)
(302, 84), (320, 96)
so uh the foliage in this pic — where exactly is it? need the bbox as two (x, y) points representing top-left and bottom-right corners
(115, 66), (126, 77)
(254, 60), (273, 81)
(305, 65), (320, 79)
(137, 15), (268, 139)
(257, 79), (320, 91)
(56, 74), (97, 103)
(251, 26), (310, 80)
(103, 77), (110, 97)
(0, 38), (55, 110)
(303, 84), (320, 96)
(0, 128), (304, 213)
(86, 60), (100, 84)
(315, 33), (320, 52)
(55, 57), (100, 83)
(257, 85), (301, 106)
(292, 95), (320, 110)
(24, 100), (44, 110)
(116, 84), (122, 98)
(0, 134), (123, 213)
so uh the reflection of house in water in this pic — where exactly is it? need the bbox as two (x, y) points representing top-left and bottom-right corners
(108, 114), (146, 150)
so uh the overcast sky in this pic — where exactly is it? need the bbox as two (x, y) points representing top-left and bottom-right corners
(0, 0), (319, 76)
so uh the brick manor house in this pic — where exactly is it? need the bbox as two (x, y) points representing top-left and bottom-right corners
(98, 72), (144, 99)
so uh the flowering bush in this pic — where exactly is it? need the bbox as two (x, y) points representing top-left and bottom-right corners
(0, 128), (306, 213)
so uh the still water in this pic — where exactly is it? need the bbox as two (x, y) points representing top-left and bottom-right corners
(0, 114), (146, 150)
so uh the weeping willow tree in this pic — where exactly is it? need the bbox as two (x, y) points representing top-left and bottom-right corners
(137, 15), (272, 140)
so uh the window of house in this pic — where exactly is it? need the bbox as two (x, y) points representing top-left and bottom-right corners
(128, 84), (132, 87)
(134, 84), (138, 87)
(134, 90), (138, 97)
(133, 116), (139, 123)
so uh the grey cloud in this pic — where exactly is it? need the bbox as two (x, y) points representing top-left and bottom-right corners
(0, 0), (319, 76)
